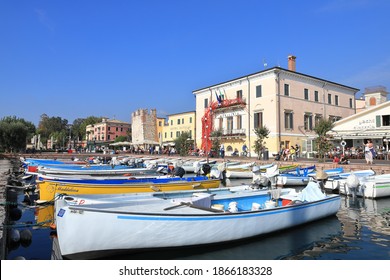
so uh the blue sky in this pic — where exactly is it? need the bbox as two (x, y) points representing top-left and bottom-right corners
(1, 0), (389, 126)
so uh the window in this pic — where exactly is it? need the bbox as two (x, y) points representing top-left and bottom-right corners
(284, 111), (294, 129)
(182, 118), (184, 124)
(382, 115), (390, 126)
(116, 127), (118, 131)
(314, 91), (319, 102)
(236, 90), (243, 99)
(328, 94), (332, 104)
(189, 117), (192, 123)
(335, 95), (339, 106)
(204, 98), (208, 108)
(256, 85), (262, 98)
(177, 119), (180, 125)
(227, 117), (233, 133)
(329, 115), (341, 123)
(254, 112), (263, 128)
(170, 132), (173, 138)
(170, 120), (173, 125)
(284, 84), (290, 96)
(304, 88), (309, 100)
(315, 114), (323, 126)
(236, 115), (242, 129)
(176, 131), (180, 137)
(164, 132), (167, 139)
(349, 98), (353, 108)
(219, 118), (223, 130)
(304, 114), (313, 130)
(159, 121), (162, 126)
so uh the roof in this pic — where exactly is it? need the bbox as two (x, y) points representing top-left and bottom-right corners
(192, 66), (360, 93)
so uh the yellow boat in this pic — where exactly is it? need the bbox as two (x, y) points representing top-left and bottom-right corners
(37, 176), (221, 202)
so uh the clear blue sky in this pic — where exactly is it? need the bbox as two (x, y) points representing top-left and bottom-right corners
(1, 0), (389, 126)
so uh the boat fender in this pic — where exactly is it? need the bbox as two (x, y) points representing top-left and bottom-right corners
(20, 229), (32, 247)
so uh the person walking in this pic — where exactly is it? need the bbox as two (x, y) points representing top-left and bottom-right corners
(365, 140), (373, 164)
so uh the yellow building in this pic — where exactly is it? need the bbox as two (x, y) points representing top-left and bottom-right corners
(162, 111), (196, 147)
(193, 56), (359, 158)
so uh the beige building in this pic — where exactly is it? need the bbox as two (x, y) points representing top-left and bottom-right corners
(193, 55), (359, 158)
(162, 111), (196, 147)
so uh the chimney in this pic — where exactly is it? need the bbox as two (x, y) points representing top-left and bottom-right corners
(288, 55), (296, 71)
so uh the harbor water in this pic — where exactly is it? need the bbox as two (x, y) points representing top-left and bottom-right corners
(1, 158), (389, 260)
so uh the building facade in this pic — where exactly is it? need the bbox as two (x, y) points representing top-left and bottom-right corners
(131, 109), (159, 146)
(193, 56), (359, 158)
(86, 118), (131, 150)
(330, 87), (390, 153)
(161, 111), (196, 146)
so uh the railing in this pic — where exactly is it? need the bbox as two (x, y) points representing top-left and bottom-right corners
(221, 128), (246, 136)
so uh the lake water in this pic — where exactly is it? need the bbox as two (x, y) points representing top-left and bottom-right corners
(1, 159), (389, 260)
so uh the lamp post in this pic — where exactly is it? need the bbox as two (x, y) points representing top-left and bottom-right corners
(384, 138), (389, 160)
(67, 124), (73, 150)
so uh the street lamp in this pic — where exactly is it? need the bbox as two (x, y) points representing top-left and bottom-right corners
(67, 124), (73, 150)
(384, 138), (389, 160)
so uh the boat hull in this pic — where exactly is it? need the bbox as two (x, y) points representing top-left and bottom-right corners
(55, 193), (340, 259)
(38, 178), (221, 201)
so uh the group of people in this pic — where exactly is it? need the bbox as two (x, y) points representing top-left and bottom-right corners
(279, 144), (300, 161)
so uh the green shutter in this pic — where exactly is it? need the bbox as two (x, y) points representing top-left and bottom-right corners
(376, 115), (381, 127)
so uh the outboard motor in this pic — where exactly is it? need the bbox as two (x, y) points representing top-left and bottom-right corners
(174, 167), (186, 178)
(345, 173), (360, 198)
(202, 164), (211, 176)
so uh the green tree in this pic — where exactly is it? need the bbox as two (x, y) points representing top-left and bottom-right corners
(174, 131), (192, 156)
(0, 116), (36, 152)
(210, 130), (222, 156)
(37, 114), (69, 145)
(313, 118), (334, 162)
(253, 126), (270, 159)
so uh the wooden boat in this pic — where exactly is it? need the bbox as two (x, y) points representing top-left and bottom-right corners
(37, 176), (221, 202)
(324, 169), (376, 191)
(338, 173), (390, 198)
(225, 163), (273, 179)
(54, 181), (340, 259)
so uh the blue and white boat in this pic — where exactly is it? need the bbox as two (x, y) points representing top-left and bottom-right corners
(54, 182), (340, 259)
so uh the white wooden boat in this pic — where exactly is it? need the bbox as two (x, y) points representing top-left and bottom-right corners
(339, 173), (390, 199)
(54, 182), (340, 259)
(225, 163), (272, 179)
(324, 169), (376, 191)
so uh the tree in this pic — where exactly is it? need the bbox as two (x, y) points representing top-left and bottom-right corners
(313, 118), (334, 162)
(37, 114), (69, 145)
(174, 132), (192, 156)
(0, 116), (36, 152)
(210, 130), (222, 157)
(253, 126), (270, 159)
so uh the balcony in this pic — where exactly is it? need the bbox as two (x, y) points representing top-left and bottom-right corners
(221, 128), (246, 138)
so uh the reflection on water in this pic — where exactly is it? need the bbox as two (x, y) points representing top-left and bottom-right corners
(2, 180), (390, 260)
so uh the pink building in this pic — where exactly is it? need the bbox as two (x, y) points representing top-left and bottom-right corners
(86, 118), (131, 149)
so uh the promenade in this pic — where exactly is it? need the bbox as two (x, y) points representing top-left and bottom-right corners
(2, 152), (389, 174)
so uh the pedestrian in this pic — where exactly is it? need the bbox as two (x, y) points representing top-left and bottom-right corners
(220, 143), (225, 159)
(289, 146), (296, 161)
(365, 140), (373, 164)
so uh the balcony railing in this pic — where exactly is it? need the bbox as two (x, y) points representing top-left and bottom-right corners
(221, 128), (246, 137)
